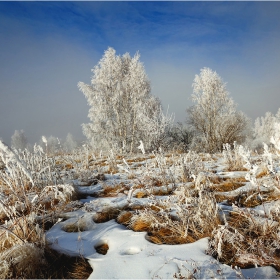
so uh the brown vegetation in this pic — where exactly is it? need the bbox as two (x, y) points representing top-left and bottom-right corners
(208, 209), (280, 271)
(215, 188), (280, 207)
(210, 177), (247, 192)
(117, 211), (133, 226)
(93, 208), (121, 223)
(95, 243), (109, 255)
(102, 183), (130, 197)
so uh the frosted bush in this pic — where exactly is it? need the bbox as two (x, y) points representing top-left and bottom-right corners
(0, 140), (34, 187)
(181, 150), (204, 181)
(0, 140), (75, 237)
(222, 142), (248, 171)
(39, 184), (74, 203)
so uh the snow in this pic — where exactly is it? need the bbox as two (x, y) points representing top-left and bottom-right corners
(46, 196), (280, 279)
(3, 139), (279, 279)
(43, 148), (280, 279)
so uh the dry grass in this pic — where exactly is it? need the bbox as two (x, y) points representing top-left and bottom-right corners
(117, 211), (133, 226)
(129, 214), (207, 245)
(107, 165), (118, 174)
(44, 247), (93, 279)
(3, 142), (280, 276)
(64, 163), (74, 170)
(0, 243), (46, 279)
(227, 166), (248, 172)
(129, 218), (150, 232)
(127, 189), (220, 245)
(215, 188), (280, 207)
(135, 190), (147, 198)
(148, 228), (196, 245)
(95, 243), (109, 255)
(127, 202), (147, 211)
(93, 208), (120, 223)
(0, 241), (93, 279)
(102, 183), (130, 197)
(211, 178), (247, 193)
(150, 178), (163, 187)
(128, 173), (136, 179)
(80, 173), (106, 187)
(133, 185), (174, 198)
(62, 223), (87, 233)
(256, 165), (269, 178)
(115, 155), (123, 160)
(208, 209), (280, 271)
(130, 163), (145, 169)
(126, 157), (148, 163)
(132, 183), (145, 189)
(151, 186), (174, 196)
(67, 256), (93, 279)
(222, 143), (249, 172)
(0, 217), (45, 254)
(95, 159), (107, 166)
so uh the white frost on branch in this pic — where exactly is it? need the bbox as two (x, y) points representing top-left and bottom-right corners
(78, 47), (173, 153)
(137, 141), (145, 154)
(187, 67), (249, 153)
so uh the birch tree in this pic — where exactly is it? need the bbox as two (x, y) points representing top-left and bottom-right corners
(253, 108), (280, 149)
(78, 47), (171, 153)
(187, 67), (249, 153)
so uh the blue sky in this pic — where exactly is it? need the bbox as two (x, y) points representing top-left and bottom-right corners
(1, 1), (280, 144)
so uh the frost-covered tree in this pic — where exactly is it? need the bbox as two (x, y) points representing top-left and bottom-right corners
(63, 133), (77, 153)
(11, 130), (28, 151)
(253, 108), (280, 148)
(78, 47), (171, 153)
(187, 67), (249, 153)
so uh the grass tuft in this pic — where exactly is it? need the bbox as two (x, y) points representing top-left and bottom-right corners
(95, 243), (109, 255)
(208, 209), (280, 271)
(130, 219), (150, 232)
(117, 211), (133, 225)
(93, 208), (120, 223)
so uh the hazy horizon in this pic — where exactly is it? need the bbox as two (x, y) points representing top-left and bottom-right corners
(1, 1), (280, 145)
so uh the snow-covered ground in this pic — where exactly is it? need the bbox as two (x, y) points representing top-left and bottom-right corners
(1, 141), (280, 279)
(45, 150), (280, 279)
(47, 214), (278, 279)
(47, 206), (279, 279)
